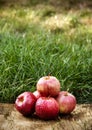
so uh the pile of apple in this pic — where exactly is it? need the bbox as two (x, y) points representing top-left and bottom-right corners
(15, 76), (76, 120)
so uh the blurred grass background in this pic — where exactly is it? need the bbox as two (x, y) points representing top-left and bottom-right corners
(0, 0), (92, 103)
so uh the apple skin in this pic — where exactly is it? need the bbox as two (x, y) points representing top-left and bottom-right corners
(33, 90), (41, 99)
(56, 91), (76, 114)
(15, 92), (36, 116)
(35, 97), (59, 120)
(36, 76), (60, 97)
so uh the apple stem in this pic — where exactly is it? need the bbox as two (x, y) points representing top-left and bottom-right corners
(48, 73), (51, 76)
(45, 74), (51, 80)
(64, 92), (68, 96)
(48, 95), (51, 98)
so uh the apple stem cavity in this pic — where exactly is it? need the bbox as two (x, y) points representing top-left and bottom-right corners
(48, 73), (51, 76)
(18, 96), (24, 102)
(45, 73), (51, 80)
(64, 92), (68, 96)
(45, 76), (50, 80)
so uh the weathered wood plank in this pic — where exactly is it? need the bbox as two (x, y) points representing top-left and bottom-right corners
(0, 103), (92, 130)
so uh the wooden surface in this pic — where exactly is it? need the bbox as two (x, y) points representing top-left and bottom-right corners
(0, 103), (92, 130)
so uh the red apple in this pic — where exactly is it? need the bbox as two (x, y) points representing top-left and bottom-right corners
(35, 97), (59, 120)
(36, 76), (60, 97)
(56, 91), (76, 114)
(15, 92), (36, 116)
(33, 90), (41, 99)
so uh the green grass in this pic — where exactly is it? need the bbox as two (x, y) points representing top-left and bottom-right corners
(0, 3), (92, 103)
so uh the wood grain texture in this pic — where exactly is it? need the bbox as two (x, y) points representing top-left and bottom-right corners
(0, 103), (92, 130)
